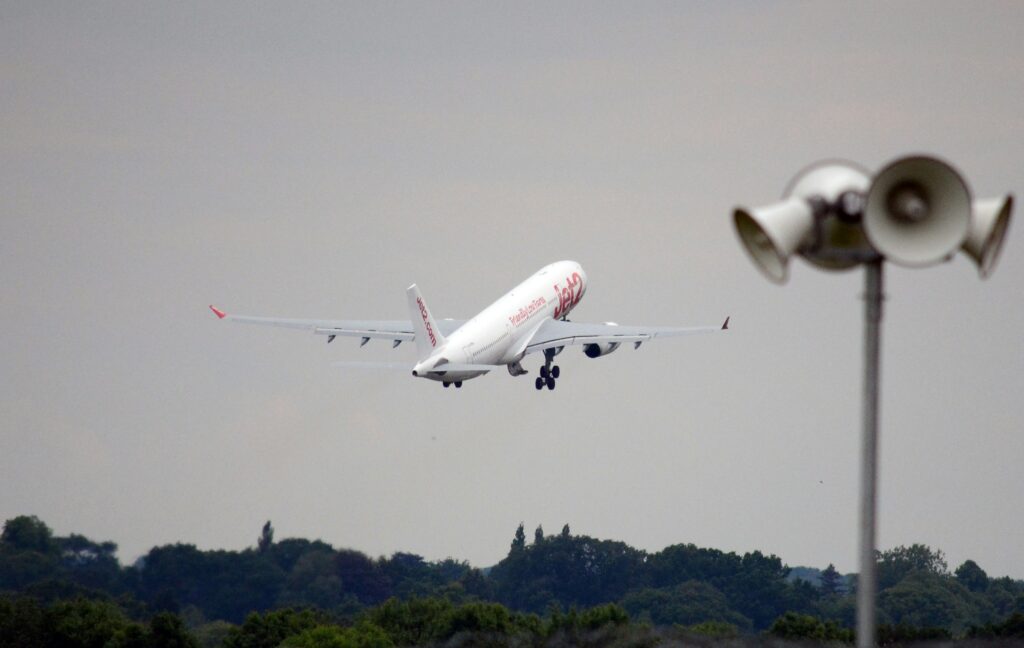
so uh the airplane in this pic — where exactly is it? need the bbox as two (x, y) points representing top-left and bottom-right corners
(209, 260), (728, 391)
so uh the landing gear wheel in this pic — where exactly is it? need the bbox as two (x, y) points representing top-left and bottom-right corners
(551, 365), (560, 379)
(540, 366), (549, 379)
(546, 376), (556, 390)
(535, 377), (544, 390)
(454, 381), (463, 389)
(443, 382), (450, 388)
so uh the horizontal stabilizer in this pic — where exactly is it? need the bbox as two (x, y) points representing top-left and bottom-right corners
(332, 361), (410, 371)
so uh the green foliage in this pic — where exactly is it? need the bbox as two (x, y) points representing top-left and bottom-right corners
(364, 596), (453, 645)
(332, 549), (389, 605)
(878, 571), (980, 633)
(278, 550), (344, 610)
(48, 596), (132, 647)
(876, 544), (947, 590)
(768, 611), (853, 642)
(257, 522), (273, 555)
(3, 515), (1024, 642)
(491, 531), (647, 613)
(541, 604), (637, 647)
(2, 516), (56, 554)
(0, 595), (199, 648)
(0, 594), (47, 647)
(280, 623), (393, 648)
(223, 608), (324, 648)
(876, 623), (951, 644)
(267, 538), (335, 573)
(511, 523), (526, 552)
(967, 611), (1024, 638)
(142, 612), (201, 648)
(644, 543), (795, 628)
(820, 563), (843, 595)
(137, 544), (287, 622)
(620, 581), (751, 630)
(432, 600), (517, 639)
(955, 559), (989, 593)
(682, 620), (740, 638)
(192, 620), (234, 648)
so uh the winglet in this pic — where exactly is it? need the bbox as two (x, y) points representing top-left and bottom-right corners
(209, 305), (227, 319)
(721, 316), (730, 330)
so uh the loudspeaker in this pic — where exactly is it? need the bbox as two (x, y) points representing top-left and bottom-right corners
(733, 197), (814, 284)
(733, 161), (871, 283)
(785, 161), (873, 272)
(963, 195), (1013, 278)
(863, 156), (971, 267)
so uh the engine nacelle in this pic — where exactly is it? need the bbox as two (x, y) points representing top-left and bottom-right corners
(583, 322), (619, 358)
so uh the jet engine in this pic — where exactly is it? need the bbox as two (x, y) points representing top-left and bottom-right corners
(583, 322), (620, 358)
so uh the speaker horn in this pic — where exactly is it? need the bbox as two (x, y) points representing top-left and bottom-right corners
(785, 161), (873, 272)
(733, 161), (872, 283)
(863, 155), (971, 267)
(963, 194), (1013, 278)
(733, 197), (814, 284)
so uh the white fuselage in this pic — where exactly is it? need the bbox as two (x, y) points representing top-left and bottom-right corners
(412, 260), (587, 382)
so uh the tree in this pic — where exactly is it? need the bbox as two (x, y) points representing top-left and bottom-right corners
(278, 550), (343, 610)
(0, 595), (48, 647)
(1, 516), (55, 554)
(333, 550), (389, 605)
(768, 612), (852, 642)
(258, 522), (274, 554)
(878, 571), (976, 633)
(281, 624), (394, 648)
(620, 581), (752, 630)
(533, 525), (544, 545)
(510, 524), (526, 552)
(47, 597), (133, 648)
(223, 608), (323, 648)
(877, 544), (947, 589)
(955, 559), (989, 593)
(820, 563), (843, 595)
(560, 524), (570, 539)
(146, 612), (201, 648)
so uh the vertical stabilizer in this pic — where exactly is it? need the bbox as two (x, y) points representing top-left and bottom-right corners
(406, 284), (446, 361)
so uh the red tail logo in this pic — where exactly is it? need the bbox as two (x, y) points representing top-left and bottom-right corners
(417, 297), (437, 347)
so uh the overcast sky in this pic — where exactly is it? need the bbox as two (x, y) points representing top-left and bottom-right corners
(2, 2), (1022, 580)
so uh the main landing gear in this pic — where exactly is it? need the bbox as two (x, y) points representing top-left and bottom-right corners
(534, 350), (561, 390)
(442, 381), (463, 389)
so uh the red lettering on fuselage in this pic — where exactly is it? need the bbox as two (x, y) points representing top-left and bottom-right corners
(417, 297), (437, 346)
(508, 295), (548, 327)
(553, 272), (584, 320)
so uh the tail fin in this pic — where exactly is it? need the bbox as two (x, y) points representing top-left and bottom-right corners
(406, 284), (446, 361)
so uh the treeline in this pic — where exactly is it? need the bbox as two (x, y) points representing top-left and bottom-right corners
(1, 515), (1023, 646)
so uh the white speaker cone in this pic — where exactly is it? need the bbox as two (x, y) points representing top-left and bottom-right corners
(864, 156), (971, 267)
(964, 195), (1013, 278)
(733, 197), (814, 284)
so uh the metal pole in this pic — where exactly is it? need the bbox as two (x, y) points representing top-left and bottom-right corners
(857, 259), (883, 648)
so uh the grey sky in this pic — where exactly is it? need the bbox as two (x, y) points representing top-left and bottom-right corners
(2, 2), (1022, 579)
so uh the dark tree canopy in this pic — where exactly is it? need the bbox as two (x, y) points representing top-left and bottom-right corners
(1, 515), (1022, 638)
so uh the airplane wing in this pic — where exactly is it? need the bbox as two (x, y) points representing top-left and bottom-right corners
(524, 316), (729, 354)
(209, 306), (464, 343)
